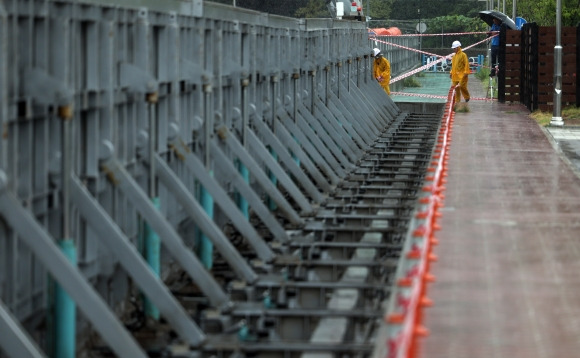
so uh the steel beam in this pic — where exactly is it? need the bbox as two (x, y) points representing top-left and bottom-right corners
(0, 299), (46, 358)
(340, 83), (382, 134)
(251, 121), (325, 203)
(270, 116), (333, 193)
(69, 175), (206, 346)
(333, 88), (378, 143)
(232, 308), (380, 319)
(246, 128), (314, 213)
(99, 156), (231, 310)
(328, 91), (374, 147)
(291, 106), (347, 176)
(152, 153), (259, 282)
(297, 103), (354, 171)
(168, 136), (285, 251)
(0, 2), (6, 168)
(207, 141), (294, 239)
(314, 98), (362, 160)
(323, 94), (369, 150)
(277, 109), (341, 185)
(215, 131), (304, 225)
(203, 340), (373, 354)
(0, 176), (147, 358)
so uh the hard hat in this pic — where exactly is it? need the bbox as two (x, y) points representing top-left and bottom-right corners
(451, 40), (461, 49)
(372, 48), (381, 57)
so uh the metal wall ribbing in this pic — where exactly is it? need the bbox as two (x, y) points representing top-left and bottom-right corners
(0, 0), (418, 356)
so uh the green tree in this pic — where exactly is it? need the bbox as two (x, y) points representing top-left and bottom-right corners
(510, 0), (580, 26)
(295, 0), (331, 18)
(423, 15), (487, 49)
(367, 0), (394, 20)
(390, 0), (486, 20)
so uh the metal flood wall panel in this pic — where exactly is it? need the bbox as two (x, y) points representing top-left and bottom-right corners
(0, 0), (418, 352)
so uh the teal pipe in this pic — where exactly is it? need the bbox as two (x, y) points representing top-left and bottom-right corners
(198, 179), (214, 269)
(55, 239), (76, 358)
(238, 322), (250, 341)
(143, 197), (161, 320)
(266, 148), (278, 211)
(236, 160), (250, 219)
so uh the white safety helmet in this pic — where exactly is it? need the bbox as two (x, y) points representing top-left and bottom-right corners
(372, 48), (381, 57)
(451, 40), (461, 49)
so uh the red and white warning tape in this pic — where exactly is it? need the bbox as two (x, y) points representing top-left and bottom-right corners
(370, 31), (491, 37)
(391, 92), (496, 101)
(370, 35), (495, 84)
(391, 92), (448, 99)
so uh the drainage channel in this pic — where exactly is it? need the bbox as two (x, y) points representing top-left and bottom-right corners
(191, 111), (443, 358)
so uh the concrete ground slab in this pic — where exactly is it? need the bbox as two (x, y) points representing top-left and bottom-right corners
(415, 76), (580, 358)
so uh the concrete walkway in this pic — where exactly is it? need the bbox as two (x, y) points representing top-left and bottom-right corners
(416, 76), (580, 358)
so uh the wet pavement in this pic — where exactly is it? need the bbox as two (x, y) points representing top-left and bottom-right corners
(545, 126), (580, 176)
(413, 77), (580, 358)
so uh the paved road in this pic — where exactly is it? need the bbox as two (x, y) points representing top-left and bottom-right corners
(545, 126), (580, 176)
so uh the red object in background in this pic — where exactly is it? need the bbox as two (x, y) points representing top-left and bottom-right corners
(371, 27), (402, 36)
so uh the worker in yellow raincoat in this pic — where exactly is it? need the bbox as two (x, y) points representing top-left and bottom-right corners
(450, 40), (471, 104)
(372, 48), (391, 95)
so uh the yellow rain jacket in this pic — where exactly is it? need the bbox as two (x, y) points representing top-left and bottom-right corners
(450, 48), (470, 82)
(373, 56), (391, 95)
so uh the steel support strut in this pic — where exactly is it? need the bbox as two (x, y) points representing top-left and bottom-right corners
(0, 299), (46, 358)
(99, 153), (232, 310)
(69, 175), (206, 346)
(0, 173), (148, 358)
(168, 136), (289, 245)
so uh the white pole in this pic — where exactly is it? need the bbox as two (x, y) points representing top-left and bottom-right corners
(550, 0), (563, 126)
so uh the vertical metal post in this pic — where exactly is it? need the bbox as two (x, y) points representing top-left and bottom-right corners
(200, 84), (214, 269)
(325, 65), (330, 106)
(271, 75), (278, 127)
(267, 74), (279, 211)
(142, 199), (160, 320)
(550, 0), (563, 126)
(198, 19), (217, 269)
(238, 78), (250, 218)
(336, 62), (341, 99)
(512, 0), (516, 23)
(0, 2), (6, 169)
(347, 59), (351, 92)
(144, 91), (160, 320)
(57, 105), (75, 358)
(60, 106), (73, 241)
(292, 73), (299, 120)
(198, 185), (214, 269)
(310, 70), (316, 115)
(418, 7), (421, 55)
(55, 239), (76, 358)
(147, 94), (157, 198)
